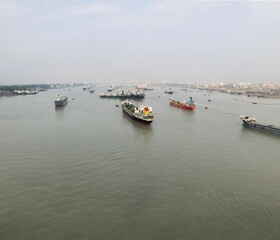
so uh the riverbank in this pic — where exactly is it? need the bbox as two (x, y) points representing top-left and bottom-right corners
(0, 84), (50, 98)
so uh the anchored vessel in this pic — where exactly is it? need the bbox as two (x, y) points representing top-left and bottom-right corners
(169, 97), (196, 110)
(54, 95), (68, 107)
(131, 89), (145, 99)
(164, 88), (174, 94)
(122, 101), (153, 124)
(118, 90), (131, 99)
(240, 115), (280, 135)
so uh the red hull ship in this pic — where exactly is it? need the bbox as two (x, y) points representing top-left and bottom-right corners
(169, 98), (196, 111)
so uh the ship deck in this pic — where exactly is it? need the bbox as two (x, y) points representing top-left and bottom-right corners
(244, 121), (280, 133)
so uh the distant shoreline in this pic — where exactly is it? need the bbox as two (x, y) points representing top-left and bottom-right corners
(191, 87), (280, 99)
(0, 84), (50, 98)
(1, 83), (280, 99)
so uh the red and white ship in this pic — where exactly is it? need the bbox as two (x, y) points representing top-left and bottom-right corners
(169, 97), (196, 111)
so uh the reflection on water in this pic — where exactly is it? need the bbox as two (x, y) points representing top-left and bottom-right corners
(55, 105), (66, 110)
(1, 87), (280, 240)
(240, 124), (280, 139)
(122, 113), (153, 140)
(132, 121), (153, 140)
(131, 98), (144, 102)
(55, 105), (66, 119)
(55, 105), (66, 111)
(181, 108), (196, 117)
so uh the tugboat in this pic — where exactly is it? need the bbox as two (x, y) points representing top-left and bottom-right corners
(169, 96), (196, 110)
(122, 101), (154, 124)
(54, 95), (68, 107)
(240, 115), (280, 135)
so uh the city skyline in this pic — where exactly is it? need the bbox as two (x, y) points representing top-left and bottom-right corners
(0, 0), (280, 84)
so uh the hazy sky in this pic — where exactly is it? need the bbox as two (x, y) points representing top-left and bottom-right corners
(0, 0), (279, 84)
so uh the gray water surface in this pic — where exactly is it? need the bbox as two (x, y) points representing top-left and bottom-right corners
(1, 87), (280, 240)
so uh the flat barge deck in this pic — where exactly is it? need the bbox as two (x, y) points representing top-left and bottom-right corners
(240, 115), (280, 135)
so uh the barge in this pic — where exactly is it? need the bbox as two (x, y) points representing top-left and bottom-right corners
(240, 115), (280, 135)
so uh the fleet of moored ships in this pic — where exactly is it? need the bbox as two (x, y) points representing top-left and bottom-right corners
(99, 89), (145, 99)
(53, 85), (280, 135)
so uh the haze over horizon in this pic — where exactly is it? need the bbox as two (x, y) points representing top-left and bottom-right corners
(0, 0), (279, 85)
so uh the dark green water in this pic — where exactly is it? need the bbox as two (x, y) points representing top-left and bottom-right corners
(1, 87), (280, 240)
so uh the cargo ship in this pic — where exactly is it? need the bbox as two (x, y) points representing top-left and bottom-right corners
(122, 101), (153, 124)
(54, 95), (68, 107)
(240, 115), (280, 135)
(169, 97), (196, 110)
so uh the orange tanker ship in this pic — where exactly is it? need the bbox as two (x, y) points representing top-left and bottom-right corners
(169, 97), (196, 111)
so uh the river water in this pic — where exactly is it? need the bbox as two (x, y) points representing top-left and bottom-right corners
(0, 86), (280, 240)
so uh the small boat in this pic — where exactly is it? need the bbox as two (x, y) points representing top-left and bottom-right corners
(164, 88), (174, 94)
(122, 101), (154, 124)
(54, 95), (68, 107)
(107, 86), (113, 92)
(240, 115), (280, 135)
(145, 85), (154, 91)
(169, 97), (196, 110)
(89, 89), (95, 93)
